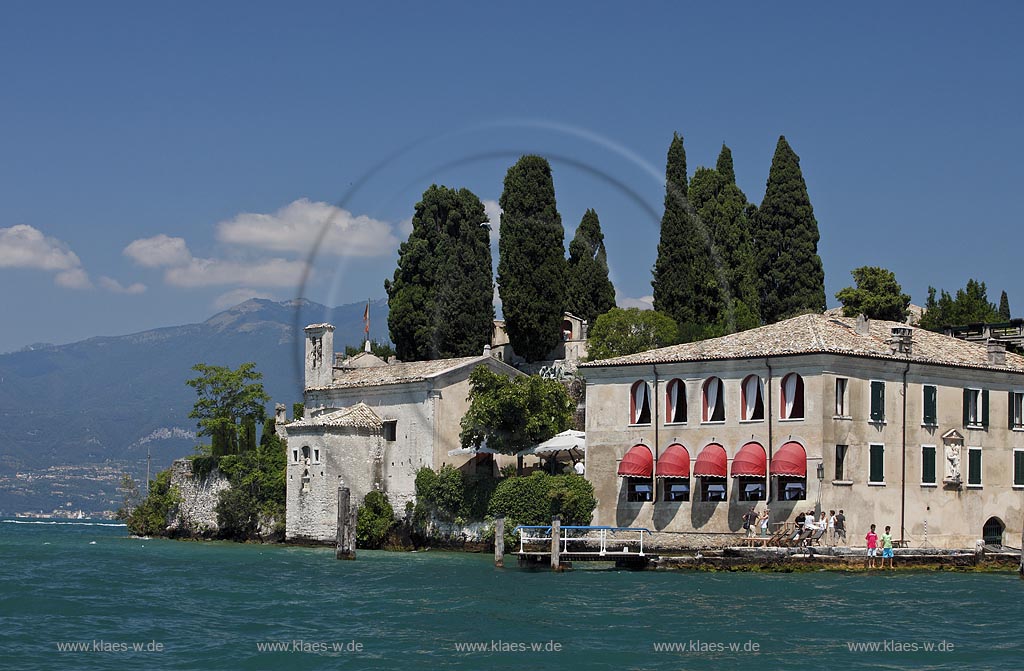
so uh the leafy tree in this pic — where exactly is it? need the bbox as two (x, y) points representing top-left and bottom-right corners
(215, 437), (286, 540)
(355, 490), (397, 549)
(652, 133), (699, 328)
(460, 365), (573, 455)
(488, 472), (596, 529)
(344, 340), (396, 360)
(751, 136), (826, 323)
(186, 362), (269, 457)
(999, 291), (1011, 321)
(565, 209), (616, 324)
(125, 470), (180, 536)
(587, 308), (679, 360)
(115, 473), (142, 521)
(686, 150), (760, 336)
(497, 156), (568, 362)
(292, 403), (304, 421)
(920, 279), (1000, 330)
(259, 417), (277, 448)
(386, 185), (493, 360)
(835, 266), (911, 322)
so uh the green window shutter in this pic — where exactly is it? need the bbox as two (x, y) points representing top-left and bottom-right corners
(962, 388), (970, 426)
(1010, 391), (1016, 430)
(870, 444), (884, 482)
(923, 386), (937, 425)
(982, 389), (990, 429)
(870, 381), (885, 421)
(922, 446), (935, 484)
(1015, 452), (1024, 486)
(968, 449), (982, 485)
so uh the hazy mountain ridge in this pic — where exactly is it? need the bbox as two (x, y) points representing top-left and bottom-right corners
(0, 297), (389, 513)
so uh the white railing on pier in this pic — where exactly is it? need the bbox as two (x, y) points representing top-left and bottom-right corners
(513, 525), (650, 557)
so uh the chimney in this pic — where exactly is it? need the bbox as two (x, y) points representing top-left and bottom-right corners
(483, 344), (492, 357)
(364, 339), (371, 353)
(889, 326), (913, 356)
(854, 314), (870, 336)
(987, 339), (1007, 366)
(275, 403), (287, 425)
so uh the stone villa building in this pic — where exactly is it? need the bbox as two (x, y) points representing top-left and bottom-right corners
(280, 323), (521, 543)
(581, 314), (1024, 549)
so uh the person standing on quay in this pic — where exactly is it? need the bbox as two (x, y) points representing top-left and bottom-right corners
(866, 524), (879, 569)
(880, 525), (895, 569)
(827, 510), (837, 546)
(835, 510), (847, 545)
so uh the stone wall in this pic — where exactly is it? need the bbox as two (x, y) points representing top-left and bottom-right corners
(167, 458), (231, 537)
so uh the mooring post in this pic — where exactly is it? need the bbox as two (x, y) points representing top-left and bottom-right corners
(336, 487), (355, 560)
(494, 516), (505, 568)
(550, 515), (561, 571)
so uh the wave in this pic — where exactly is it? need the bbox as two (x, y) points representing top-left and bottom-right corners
(1, 520), (127, 527)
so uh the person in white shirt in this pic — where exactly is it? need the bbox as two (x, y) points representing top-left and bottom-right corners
(827, 510), (837, 546)
(573, 461), (585, 476)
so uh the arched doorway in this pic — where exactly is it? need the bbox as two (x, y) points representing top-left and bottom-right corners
(982, 517), (1004, 545)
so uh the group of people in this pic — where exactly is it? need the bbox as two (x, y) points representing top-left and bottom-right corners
(865, 523), (896, 568)
(740, 507), (848, 546)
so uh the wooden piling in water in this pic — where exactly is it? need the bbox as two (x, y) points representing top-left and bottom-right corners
(494, 516), (505, 568)
(336, 487), (356, 560)
(550, 515), (561, 571)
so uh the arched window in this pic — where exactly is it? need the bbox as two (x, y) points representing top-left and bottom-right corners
(630, 381), (651, 425)
(741, 375), (764, 421)
(562, 319), (573, 341)
(665, 378), (686, 424)
(301, 445), (311, 463)
(702, 377), (725, 422)
(781, 373), (805, 420)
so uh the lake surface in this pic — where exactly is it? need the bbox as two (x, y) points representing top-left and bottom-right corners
(1, 519), (1021, 670)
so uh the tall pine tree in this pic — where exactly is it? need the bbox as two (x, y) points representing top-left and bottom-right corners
(999, 290), (1011, 321)
(386, 185), (493, 360)
(497, 156), (567, 362)
(652, 133), (702, 336)
(686, 144), (760, 336)
(751, 136), (826, 323)
(566, 209), (616, 325)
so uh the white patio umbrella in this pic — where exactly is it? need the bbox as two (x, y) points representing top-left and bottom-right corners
(516, 430), (586, 458)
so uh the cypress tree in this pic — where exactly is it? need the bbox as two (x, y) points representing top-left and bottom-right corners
(751, 136), (826, 323)
(999, 291), (1011, 321)
(565, 209), (616, 325)
(497, 155), (567, 362)
(386, 185), (494, 360)
(433, 189), (494, 358)
(687, 149), (760, 335)
(652, 133), (702, 335)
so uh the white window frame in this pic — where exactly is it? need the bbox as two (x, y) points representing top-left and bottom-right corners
(629, 380), (652, 426)
(665, 378), (687, 426)
(780, 373), (805, 421)
(868, 442), (886, 486)
(740, 375), (765, 423)
(965, 388), (983, 428)
(834, 377), (849, 419)
(966, 446), (983, 488)
(701, 377), (726, 425)
(920, 444), (937, 487)
(1012, 391), (1024, 431)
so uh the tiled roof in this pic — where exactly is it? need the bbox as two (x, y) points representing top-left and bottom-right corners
(288, 402), (382, 429)
(311, 355), (493, 390)
(581, 313), (1024, 373)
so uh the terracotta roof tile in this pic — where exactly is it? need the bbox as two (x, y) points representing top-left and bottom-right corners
(288, 402), (382, 429)
(581, 313), (1024, 373)
(310, 355), (492, 390)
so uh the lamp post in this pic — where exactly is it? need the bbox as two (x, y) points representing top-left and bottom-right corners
(814, 462), (825, 518)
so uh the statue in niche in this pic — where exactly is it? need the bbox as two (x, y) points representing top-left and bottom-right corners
(942, 429), (964, 484)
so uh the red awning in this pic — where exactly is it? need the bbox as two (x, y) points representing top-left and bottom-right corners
(656, 443), (690, 478)
(617, 444), (653, 477)
(771, 441), (807, 477)
(731, 442), (767, 477)
(692, 443), (727, 478)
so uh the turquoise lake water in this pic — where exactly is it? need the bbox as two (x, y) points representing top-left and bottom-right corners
(1, 519), (1021, 670)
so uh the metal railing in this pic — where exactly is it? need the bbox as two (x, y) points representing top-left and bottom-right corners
(513, 525), (650, 557)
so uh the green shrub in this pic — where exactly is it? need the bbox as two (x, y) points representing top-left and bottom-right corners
(125, 470), (181, 536)
(414, 465), (498, 523)
(356, 490), (397, 549)
(215, 439), (286, 539)
(488, 472), (596, 528)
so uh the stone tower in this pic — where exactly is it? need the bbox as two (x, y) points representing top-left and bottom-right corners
(304, 323), (335, 389)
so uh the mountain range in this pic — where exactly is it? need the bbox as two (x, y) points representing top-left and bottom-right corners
(0, 297), (389, 514)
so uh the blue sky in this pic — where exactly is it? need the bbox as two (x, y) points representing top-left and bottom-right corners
(1, 2), (1022, 352)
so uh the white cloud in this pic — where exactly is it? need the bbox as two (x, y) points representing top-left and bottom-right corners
(165, 257), (307, 288)
(483, 199), (501, 245)
(98, 276), (147, 294)
(123, 234), (192, 268)
(212, 288), (276, 310)
(617, 293), (654, 310)
(216, 198), (398, 258)
(0, 224), (94, 289)
(397, 217), (413, 238)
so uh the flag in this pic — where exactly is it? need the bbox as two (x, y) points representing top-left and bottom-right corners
(363, 300), (370, 335)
